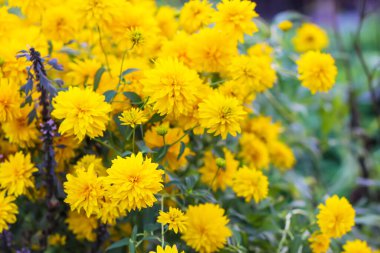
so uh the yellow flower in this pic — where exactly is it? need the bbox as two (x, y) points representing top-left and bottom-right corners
(76, 0), (120, 28)
(182, 203), (231, 253)
(41, 5), (79, 42)
(64, 167), (104, 217)
(1, 106), (39, 148)
(308, 231), (330, 253)
(239, 133), (270, 169)
(52, 87), (111, 141)
(0, 191), (18, 233)
(198, 92), (246, 139)
(104, 152), (164, 211)
(156, 6), (178, 39)
(214, 0), (258, 42)
(0, 152), (38, 196)
(73, 155), (107, 176)
(0, 79), (21, 122)
(342, 240), (372, 253)
(228, 55), (276, 93)
(150, 245), (184, 253)
(145, 123), (191, 171)
(160, 32), (193, 67)
(317, 195), (355, 238)
(143, 58), (203, 118)
(48, 233), (67, 246)
(232, 166), (269, 203)
(243, 116), (282, 143)
(67, 59), (102, 86)
(97, 193), (126, 225)
(55, 134), (80, 171)
(179, 0), (214, 33)
(119, 108), (148, 128)
(278, 20), (293, 31)
(189, 28), (237, 73)
(199, 149), (239, 191)
(269, 141), (295, 171)
(65, 211), (98, 242)
(297, 51), (338, 94)
(157, 207), (188, 233)
(292, 23), (329, 52)
(248, 42), (274, 60)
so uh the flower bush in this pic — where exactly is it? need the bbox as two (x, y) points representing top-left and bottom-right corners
(0, 0), (379, 252)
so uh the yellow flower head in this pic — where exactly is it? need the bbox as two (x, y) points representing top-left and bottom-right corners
(41, 5), (79, 42)
(317, 195), (355, 238)
(143, 58), (203, 118)
(228, 55), (276, 93)
(150, 245), (184, 253)
(308, 231), (330, 253)
(189, 28), (237, 73)
(76, 0), (120, 28)
(243, 116), (282, 143)
(52, 87), (111, 141)
(248, 42), (274, 59)
(160, 32), (193, 67)
(180, 0), (214, 33)
(219, 80), (256, 104)
(182, 203), (231, 253)
(64, 167), (104, 217)
(73, 154), (107, 176)
(157, 207), (188, 234)
(0, 152), (38, 196)
(214, 0), (259, 42)
(278, 20), (293, 31)
(104, 152), (164, 211)
(145, 124), (191, 171)
(1, 106), (39, 148)
(269, 141), (296, 171)
(0, 191), (18, 233)
(65, 211), (98, 242)
(292, 23), (329, 52)
(199, 149), (239, 191)
(0, 79), (21, 122)
(67, 59), (102, 86)
(48, 233), (67, 246)
(239, 133), (270, 169)
(297, 51), (338, 94)
(342, 240), (372, 253)
(119, 107), (148, 128)
(198, 92), (246, 139)
(156, 6), (178, 39)
(232, 166), (269, 203)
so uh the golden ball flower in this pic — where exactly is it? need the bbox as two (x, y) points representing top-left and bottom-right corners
(232, 166), (269, 203)
(292, 23), (329, 52)
(269, 141), (296, 171)
(52, 87), (111, 141)
(157, 207), (188, 234)
(0, 79), (21, 123)
(198, 92), (246, 139)
(342, 240), (372, 253)
(180, 0), (214, 33)
(317, 195), (355, 238)
(65, 211), (98, 242)
(239, 133), (270, 169)
(214, 0), (259, 42)
(119, 107), (148, 128)
(0, 191), (18, 233)
(297, 51), (338, 94)
(143, 58), (203, 118)
(104, 152), (164, 212)
(0, 152), (38, 196)
(308, 231), (330, 253)
(150, 245), (184, 253)
(278, 20), (293, 31)
(182, 203), (231, 253)
(64, 166), (104, 217)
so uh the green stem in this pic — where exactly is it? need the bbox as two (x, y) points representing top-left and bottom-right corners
(132, 128), (136, 154)
(93, 138), (122, 156)
(161, 196), (165, 247)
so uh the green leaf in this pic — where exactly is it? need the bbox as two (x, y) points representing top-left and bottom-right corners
(177, 141), (186, 160)
(103, 90), (117, 103)
(147, 113), (166, 124)
(136, 140), (155, 154)
(129, 239), (135, 253)
(94, 67), (106, 91)
(106, 238), (129, 251)
(27, 108), (37, 124)
(121, 150), (132, 157)
(154, 146), (168, 162)
(123, 92), (142, 105)
(120, 68), (139, 78)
